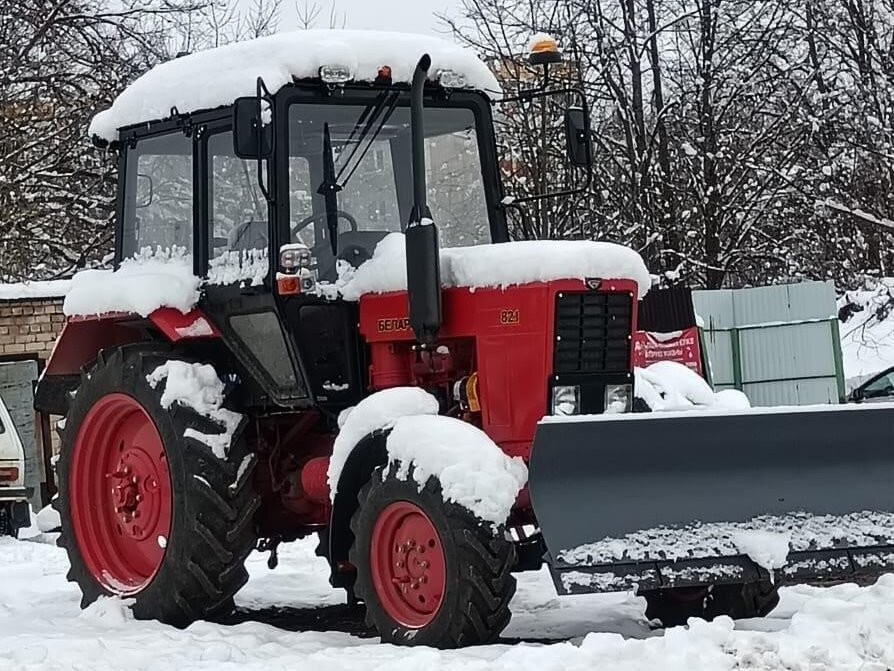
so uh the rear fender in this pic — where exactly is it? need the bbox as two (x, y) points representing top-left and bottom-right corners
(37, 308), (218, 415)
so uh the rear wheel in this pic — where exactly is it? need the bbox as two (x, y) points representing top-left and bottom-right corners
(642, 581), (780, 628)
(350, 464), (516, 647)
(57, 347), (259, 627)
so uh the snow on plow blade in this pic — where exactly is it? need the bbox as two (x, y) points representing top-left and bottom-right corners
(528, 405), (894, 595)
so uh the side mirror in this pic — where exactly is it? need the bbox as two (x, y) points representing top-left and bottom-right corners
(135, 173), (153, 208)
(565, 106), (592, 167)
(850, 387), (864, 402)
(233, 96), (272, 159)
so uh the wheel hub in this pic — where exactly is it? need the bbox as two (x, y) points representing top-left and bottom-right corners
(370, 501), (446, 628)
(70, 393), (172, 595)
(107, 447), (165, 542)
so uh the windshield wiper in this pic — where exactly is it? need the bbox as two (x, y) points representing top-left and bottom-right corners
(317, 122), (342, 255)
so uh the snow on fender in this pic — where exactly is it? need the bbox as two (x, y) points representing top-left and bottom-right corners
(328, 387), (528, 525)
(387, 415), (528, 525)
(327, 387), (440, 497)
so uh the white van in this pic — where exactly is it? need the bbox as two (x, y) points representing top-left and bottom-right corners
(0, 396), (29, 537)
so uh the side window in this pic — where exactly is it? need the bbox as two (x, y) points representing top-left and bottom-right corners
(123, 133), (193, 259)
(207, 131), (270, 286)
(208, 131), (267, 258)
(426, 125), (489, 247)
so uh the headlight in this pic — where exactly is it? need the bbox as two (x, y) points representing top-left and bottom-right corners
(280, 243), (313, 271)
(319, 65), (353, 84)
(438, 69), (467, 89)
(604, 383), (632, 414)
(552, 385), (580, 416)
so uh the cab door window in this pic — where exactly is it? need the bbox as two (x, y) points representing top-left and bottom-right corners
(122, 132), (193, 259)
(207, 130), (270, 285)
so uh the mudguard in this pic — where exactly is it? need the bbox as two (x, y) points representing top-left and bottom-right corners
(528, 404), (894, 595)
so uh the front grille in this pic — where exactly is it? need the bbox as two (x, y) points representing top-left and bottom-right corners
(554, 292), (632, 373)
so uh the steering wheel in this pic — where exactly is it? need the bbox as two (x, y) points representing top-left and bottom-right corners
(291, 210), (359, 237)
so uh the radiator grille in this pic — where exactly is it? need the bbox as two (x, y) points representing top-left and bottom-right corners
(554, 292), (632, 373)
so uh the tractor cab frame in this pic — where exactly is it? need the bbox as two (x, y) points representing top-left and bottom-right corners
(109, 67), (591, 416)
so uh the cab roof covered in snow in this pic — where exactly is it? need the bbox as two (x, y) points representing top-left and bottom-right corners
(89, 29), (501, 142)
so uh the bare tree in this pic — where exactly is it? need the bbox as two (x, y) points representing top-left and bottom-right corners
(0, 0), (281, 280)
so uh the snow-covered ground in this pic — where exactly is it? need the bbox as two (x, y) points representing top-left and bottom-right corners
(4, 534), (894, 670)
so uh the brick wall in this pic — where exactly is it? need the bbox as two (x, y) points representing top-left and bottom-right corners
(0, 298), (65, 359)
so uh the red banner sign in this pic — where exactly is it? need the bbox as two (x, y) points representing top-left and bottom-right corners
(632, 327), (702, 374)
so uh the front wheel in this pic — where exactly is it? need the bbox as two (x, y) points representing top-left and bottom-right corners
(350, 464), (516, 647)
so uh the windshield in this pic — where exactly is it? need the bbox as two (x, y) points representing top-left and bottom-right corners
(287, 100), (489, 269)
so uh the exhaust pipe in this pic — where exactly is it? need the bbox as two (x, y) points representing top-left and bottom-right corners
(405, 54), (442, 346)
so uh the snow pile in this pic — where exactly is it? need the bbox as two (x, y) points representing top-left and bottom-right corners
(838, 278), (894, 386)
(0, 279), (71, 301)
(732, 530), (791, 575)
(146, 361), (242, 459)
(207, 248), (269, 287)
(90, 30), (500, 140)
(337, 233), (652, 300)
(327, 387), (439, 496)
(36, 504), (61, 533)
(11, 534), (894, 668)
(635, 361), (751, 411)
(328, 387), (527, 523)
(557, 510), (894, 566)
(64, 247), (201, 318)
(387, 415), (528, 524)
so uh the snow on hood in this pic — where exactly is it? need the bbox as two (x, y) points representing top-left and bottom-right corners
(336, 232), (652, 300)
(90, 30), (501, 141)
(63, 247), (201, 318)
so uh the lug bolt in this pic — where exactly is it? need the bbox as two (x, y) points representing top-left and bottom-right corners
(396, 561), (404, 568)
(135, 494), (143, 503)
(419, 560), (429, 569)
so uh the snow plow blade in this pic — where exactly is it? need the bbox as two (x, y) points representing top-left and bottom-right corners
(528, 405), (894, 595)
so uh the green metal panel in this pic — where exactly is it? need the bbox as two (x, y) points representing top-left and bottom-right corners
(692, 281), (842, 407)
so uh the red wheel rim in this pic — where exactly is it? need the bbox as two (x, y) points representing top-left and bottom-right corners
(70, 393), (172, 595)
(370, 501), (447, 628)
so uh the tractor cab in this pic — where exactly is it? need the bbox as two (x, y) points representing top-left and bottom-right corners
(103, 31), (594, 418)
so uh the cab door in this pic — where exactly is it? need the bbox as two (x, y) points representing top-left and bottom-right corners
(197, 121), (311, 407)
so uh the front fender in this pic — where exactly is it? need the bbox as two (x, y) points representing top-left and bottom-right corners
(326, 431), (388, 587)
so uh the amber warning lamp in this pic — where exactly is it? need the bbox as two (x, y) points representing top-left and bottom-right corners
(528, 34), (563, 67)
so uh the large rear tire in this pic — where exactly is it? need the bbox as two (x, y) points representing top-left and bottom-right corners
(350, 464), (516, 647)
(642, 581), (780, 628)
(56, 346), (259, 627)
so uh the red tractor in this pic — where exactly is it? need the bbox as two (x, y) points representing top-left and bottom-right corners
(36, 31), (894, 648)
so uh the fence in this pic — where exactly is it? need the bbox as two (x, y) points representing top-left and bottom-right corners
(692, 281), (845, 407)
